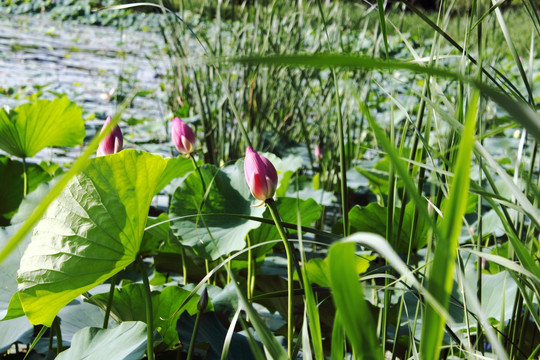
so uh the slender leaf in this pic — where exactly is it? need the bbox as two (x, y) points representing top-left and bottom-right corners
(328, 241), (380, 359)
(421, 91), (479, 360)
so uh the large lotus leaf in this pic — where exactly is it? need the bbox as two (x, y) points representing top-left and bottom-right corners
(169, 162), (265, 260)
(0, 316), (33, 353)
(90, 283), (198, 350)
(140, 213), (170, 256)
(16, 150), (168, 326)
(58, 299), (116, 344)
(0, 97), (85, 158)
(295, 253), (373, 287)
(0, 226), (31, 323)
(334, 202), (429, 252)
(56, 321), (149, 360)
(0, 224), (30, 320)
(0, 156), (52, 225)
(155, 156), (193, 195)
(1, 180), (59, 321)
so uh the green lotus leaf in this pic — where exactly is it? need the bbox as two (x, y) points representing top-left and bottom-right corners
(0, 179), (56, 321)
(169, 162), (265, 261)
(16, 150), (168, 326)
(0, 317), (33, 353)
(56, 321), (149, 360)
(90, 282), (199, 350)
(334, 202), (429, 252)
(0, 156), (52, 225)
(0, 97), (85, 158)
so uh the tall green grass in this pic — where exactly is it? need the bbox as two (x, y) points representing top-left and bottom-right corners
(156, 0), (539, 357)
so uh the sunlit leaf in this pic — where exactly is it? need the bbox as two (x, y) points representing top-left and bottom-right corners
(154, 156), (193, 195)
(297, 252), (372, 288)
(421, 91), (479, 360)
(0, 179), (54, 320)
(16, 150), (168, 326)
(328, 241), (380, 358)
(0, 97), (85, 158)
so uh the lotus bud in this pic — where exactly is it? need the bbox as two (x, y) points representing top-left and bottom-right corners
(197, 287), (209, 312)
(97, 116), (123, 156)
(171, 117), (196, 155)
(314, 145), (322, 160)
(244, 146), (278, 204)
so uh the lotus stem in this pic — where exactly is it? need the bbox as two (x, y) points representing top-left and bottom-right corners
(22, 157), (28, 197)
(52, 316), (63, 354)
(137, 256), (154, 360)
(103, 274), (117, 329)
(189, 153), (206, 193)
(187, 287), (208, 360)
(181, 246), (188, 285)
(266, 198), (303, 358)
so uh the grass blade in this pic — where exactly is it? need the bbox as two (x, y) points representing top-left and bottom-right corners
(328, 241), (381, 359)
(377, 0), (389, 59)
(420, 91), (479, 360)
(217, 53), (540, 143)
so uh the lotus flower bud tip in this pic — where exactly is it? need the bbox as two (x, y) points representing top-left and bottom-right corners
(97, 116), (123, 156)
(171, 117), (196, 155)
(244, 146), (278, 203)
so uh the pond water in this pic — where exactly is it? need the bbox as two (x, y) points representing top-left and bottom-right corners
(0, 13), (171, 163)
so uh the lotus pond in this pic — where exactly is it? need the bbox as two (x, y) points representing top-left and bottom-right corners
(0, 1), (539, 359)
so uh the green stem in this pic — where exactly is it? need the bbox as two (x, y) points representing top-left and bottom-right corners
(187, 311), (203, 360)
(103, 274), (117, 329)
(266, 198), (303, 358)
(52, 316), (63, 354)
(205, 259), (211, 284)
(22, 157), (28, 197)
(181, 246), (188, 285)
(246, 233), (255, 300)
(266, 199), (303, 284)
(190, 152), (211, 285)
(137, 256), (154, 360)
(190, 153), (206, 193)
(246, 235), (252, 298)
(187, 287), (208, 360)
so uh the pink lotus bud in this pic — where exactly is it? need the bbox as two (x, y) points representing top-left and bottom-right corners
(171, 117), (195, 155)
(97, 116), (123, 156)
(314, 145), (322, 159)
(244, 146), (278, 202)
